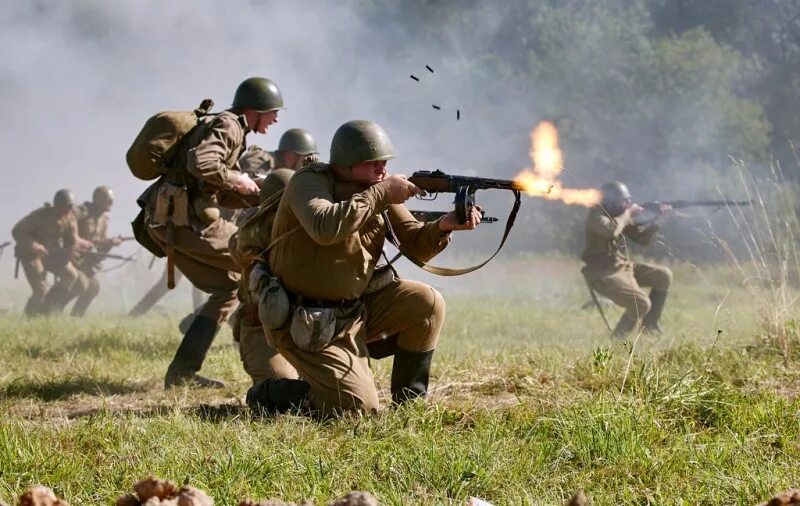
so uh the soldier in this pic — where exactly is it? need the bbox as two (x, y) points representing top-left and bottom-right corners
(12, 190), (93, 316)
(238, 128), (318, 180)
(231, 169), (300, 385)
(581, 182), (673, 337)
(245, 119), (483, 417)
(63, 186), (123, 316)
(140, 76), (284, 388)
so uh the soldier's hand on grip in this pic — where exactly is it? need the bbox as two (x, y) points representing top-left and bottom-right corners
(438, 206), (483, 232)
(234, 173), (260, 195)
(378, 175), (425, 205)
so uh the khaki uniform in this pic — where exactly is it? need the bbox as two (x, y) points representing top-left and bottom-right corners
(63, 202), (111, 316)
(581, 207), (672, 331)
(238, 145), (288, 177)
(231, 151), (298, 385)
(143, 110), (251, 324)
(12, 205), (85, 315)
(267, 163), (451, 416)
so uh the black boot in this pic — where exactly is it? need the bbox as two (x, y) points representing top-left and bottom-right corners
(390, 348), (434, 404)
(177, 312), (196, 335)
(642, 290), (668, 335)
(164, 315), (225, 388)
(613, 314), (638, 339)
(246, 378), (310, 414)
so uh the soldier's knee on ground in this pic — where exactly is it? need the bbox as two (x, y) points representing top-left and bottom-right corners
(396, 285), (445, 352)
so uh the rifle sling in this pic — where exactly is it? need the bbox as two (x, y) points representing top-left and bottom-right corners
(385, 190), (521, 276)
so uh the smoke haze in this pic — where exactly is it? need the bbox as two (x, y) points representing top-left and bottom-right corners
(0, 0), (766, 309)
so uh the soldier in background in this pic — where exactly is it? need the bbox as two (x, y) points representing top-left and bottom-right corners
(59, 186), (124, 316)
(138, 76), (284, 388)
(12, 190), (93, 316)
(238, 128), (319, 180)
(230, 128), (317, 385)
(581, 182), (673, 337)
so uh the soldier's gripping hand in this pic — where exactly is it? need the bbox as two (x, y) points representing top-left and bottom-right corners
(377, 175), (426, 205)
(233, 173), (260, 195)
(438, 205), (483, 232)
(31, 242), (48, 257)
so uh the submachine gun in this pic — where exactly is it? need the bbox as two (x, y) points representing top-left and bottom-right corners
(387, 170), (526, 275)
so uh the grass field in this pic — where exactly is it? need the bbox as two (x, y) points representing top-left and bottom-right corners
(0, 256), (799, 505)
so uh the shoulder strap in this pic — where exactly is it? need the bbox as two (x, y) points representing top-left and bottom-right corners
(384, 191), (521, 276)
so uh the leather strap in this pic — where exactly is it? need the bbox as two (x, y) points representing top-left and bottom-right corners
(384, 191), (521, 276)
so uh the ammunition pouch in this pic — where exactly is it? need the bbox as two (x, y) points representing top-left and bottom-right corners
(289, 301), (362, 353)
(249, 262), (291, 330)
(132, 209), (164, 257)
(153, 183), (190, 227)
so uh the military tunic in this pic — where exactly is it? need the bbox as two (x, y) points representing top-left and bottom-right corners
(143, 110), (250, 324)
(581, 206), (672, 328)
(267, 163), (451, 416)
(65, 202), (112, 316)
(11, 205), (84, 315)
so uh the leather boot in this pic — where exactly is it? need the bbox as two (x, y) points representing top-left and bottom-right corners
(246, 378), (310, 414)
(613, 314), (638, 338)
(390, 348), (434, 404)
(164, 315), (225, 388)
(642, 290), (668, 335)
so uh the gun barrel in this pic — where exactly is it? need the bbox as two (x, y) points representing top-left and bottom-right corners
(668, 199), (753, 209)
(0, 241), (10, 249)
(410, 210), (499, 223)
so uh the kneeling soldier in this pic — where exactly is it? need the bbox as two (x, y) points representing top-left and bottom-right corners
(246, 120), (482, 417)
(581, 181), (673, 337)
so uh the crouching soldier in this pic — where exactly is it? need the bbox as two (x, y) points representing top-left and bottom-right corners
(581, 181), (673, 337)
(12, 190), (93, 316)
(246, 120), (482, 417)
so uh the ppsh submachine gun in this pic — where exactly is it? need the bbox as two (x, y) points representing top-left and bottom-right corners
(409, 210), (499, 224)
(388, 170), (526, 275)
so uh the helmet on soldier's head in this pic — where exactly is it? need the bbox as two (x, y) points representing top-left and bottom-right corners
(232, 77), (284, 112)
(260, 168), (294, 204)
(92, 186), (114, 207)
(329, 120), (396, 167)
(53, 189), (75, 210)
(600, 181), (632, 216)
(278, 128), (318, 155)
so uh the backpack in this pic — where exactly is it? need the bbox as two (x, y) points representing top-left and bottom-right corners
(126, 99), (214, 180)
(229, 188), (286, 269)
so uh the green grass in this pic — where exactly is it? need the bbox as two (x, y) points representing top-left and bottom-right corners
(1, 258), (799, 505)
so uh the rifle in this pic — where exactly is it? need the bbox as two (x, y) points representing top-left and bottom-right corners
(82, 251), (137, 263)
(641, 200), (752, 213)
(386, 170), (524, 276)
(636, 199), (752, 224)
(409, 210), (499, 223)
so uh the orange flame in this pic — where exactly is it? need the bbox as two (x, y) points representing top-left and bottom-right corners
(514, 121), (601, 207)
